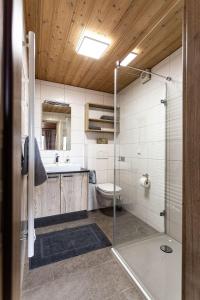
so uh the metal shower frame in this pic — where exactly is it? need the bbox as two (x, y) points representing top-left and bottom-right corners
(113, 62), (171, 245)
(115, 61), (172, 82)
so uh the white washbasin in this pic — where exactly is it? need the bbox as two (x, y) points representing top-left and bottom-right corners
(45, 163), (83, 173)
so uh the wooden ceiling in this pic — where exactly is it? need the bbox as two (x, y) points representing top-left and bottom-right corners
(24, 0), (183, 93)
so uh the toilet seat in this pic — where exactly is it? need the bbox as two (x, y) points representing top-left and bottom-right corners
(96, 183), (121, 194)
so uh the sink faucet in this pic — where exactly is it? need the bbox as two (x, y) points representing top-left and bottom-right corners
(55, 153), (60, 164)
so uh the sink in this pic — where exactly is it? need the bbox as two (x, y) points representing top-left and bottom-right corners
(44, 163), (83, 173)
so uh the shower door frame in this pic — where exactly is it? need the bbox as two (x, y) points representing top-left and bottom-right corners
(113, 64), (169, 244)
(112, 64), (170, 300)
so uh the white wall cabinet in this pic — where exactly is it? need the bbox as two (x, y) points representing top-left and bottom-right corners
(61, 173), (88, 213)
(34, 172), (88, 218)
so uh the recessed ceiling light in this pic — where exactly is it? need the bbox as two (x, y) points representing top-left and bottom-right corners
(120, 52), (138, 66)
(76, 34), (110, 59)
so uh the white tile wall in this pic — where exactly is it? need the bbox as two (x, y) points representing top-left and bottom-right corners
(118, 80), (166, 232)
(35, 80), (114, 210)
(41, 84), (65, 103)
(118, 48), (183, 239)
(85, 144), (114, 182)
(85, 143), (114, 210)
(166, 49), (183, 242)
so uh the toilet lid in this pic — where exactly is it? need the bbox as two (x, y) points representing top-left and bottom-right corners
(96, 183), (122, 193)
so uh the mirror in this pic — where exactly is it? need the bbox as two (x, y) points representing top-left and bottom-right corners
(41, 101), (71, 150)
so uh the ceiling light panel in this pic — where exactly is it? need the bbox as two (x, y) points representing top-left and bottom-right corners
(120, 52), (138, 66)
(76, 35), (110, 59)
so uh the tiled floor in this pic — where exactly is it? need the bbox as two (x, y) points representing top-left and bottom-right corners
(34, 208), (156, 246)
(22, 247), (146, 300)
(114, 209), (157, 246)
(22, 209), (152, 300)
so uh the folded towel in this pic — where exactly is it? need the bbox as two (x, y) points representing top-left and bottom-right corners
(44, 100), (69, 107)
(22, 137), (47, 186)
(89, 170), (97, 184)
(100, 115), (114, 121)
(89, 125), (101, 130)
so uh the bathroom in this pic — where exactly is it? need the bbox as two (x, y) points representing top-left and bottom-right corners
(0, 0), (199, 299)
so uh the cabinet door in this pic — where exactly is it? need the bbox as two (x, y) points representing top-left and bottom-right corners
(35, 174), (61, 218)
(61, 173), (88, 213)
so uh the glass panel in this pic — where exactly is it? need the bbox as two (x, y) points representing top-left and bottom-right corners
(114, 66), (166, 246)
(113, 66), (182, 300)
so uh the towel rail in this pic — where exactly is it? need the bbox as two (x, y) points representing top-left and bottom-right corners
(27, 31), (35, 258)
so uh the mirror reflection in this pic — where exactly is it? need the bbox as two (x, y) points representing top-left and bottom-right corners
(41, 101), (71, 150)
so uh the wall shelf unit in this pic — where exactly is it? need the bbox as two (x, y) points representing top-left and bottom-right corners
(88, 118), (114, 124)
(85, 103), (115, 134)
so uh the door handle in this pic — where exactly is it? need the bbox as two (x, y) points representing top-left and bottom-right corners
(48, 175), (60, 179)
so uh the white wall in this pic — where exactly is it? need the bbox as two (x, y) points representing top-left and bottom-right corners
(35, 80), (114, 209)
(118, 48), (182, 241)
(118, 71), (166, 233)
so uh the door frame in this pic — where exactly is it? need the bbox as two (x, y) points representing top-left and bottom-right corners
(1, 0), (200, 299)
(182, 0), (200, 299)
(2, 0), (22, 299)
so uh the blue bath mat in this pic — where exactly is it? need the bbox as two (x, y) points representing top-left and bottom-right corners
(34, 210), (88, 228)
(30, 223), (111, 269)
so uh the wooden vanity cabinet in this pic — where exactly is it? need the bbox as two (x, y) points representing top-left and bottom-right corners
(34, 172), (88, 218)
(61, 173), (88, 213)
(34, 173), (61, 218)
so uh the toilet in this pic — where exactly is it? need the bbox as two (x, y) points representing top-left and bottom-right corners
(96, 183), (122, 207)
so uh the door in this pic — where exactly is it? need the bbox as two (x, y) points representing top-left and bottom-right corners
(35, 174), (61, 218)
(183, 1), (200, 298)
(61, 173), (88, 213)
(0, 1), (3, 297)
(1, 0), (23, 299)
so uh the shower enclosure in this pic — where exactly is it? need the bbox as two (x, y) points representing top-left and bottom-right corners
(112, 64), (182, 300)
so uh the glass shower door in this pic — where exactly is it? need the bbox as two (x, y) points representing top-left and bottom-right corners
(112, 66), (181, 300)
(114, 66), (166, 247)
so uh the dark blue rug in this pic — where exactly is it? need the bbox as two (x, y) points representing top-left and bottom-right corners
(34, 210), (88, 228)
(30, 223), (111, 269)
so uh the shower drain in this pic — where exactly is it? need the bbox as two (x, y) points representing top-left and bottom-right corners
(160, 245), (173, 253)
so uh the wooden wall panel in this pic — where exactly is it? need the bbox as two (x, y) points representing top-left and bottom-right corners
(35, 175), (61, 218)
(2, 0), (23, 299)
(183, 0), (200, 299)
(24, 0), (183, 93)
(61, 173), (88, 213)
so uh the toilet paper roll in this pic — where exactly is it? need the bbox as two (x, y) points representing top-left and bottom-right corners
(139, 175), (151, 188)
